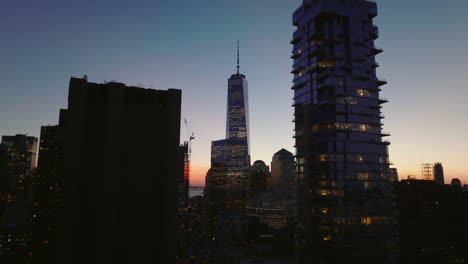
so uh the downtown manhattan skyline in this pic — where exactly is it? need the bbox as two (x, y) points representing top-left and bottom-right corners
(1, 0), (468, 186)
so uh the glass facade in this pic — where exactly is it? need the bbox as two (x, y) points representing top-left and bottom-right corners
(211, 139), (250, 209)
(292, 0), (398, 262)
(226, 74), (250, 150)
(206, 73), (251, 210)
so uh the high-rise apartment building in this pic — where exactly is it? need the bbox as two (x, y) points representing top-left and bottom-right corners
(54, 77), (181, 264)
(291, 0), (396, 262)
(205, 43), (251, 210)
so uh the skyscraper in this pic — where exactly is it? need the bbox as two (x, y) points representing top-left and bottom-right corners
(205, 42), (251, 210)
(291, 0), (397, 262)
(55, 77), (181, 264)
(433, 163), (444, 185)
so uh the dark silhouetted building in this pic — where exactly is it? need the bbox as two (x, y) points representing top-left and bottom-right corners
(205, 44), (250, 211)
(55, 77), (181, 264)
(270, 149), (295, 189)
(433, 163), (444, 185)
(291, 0), (397, 262)
(0, 145), (9, 197)
(0, 135), (37, 263)
(451, 178), (462, 188)
(249, 160), (269, 197)
(395, 179), (468, 264)
(31, 119), (66, 264)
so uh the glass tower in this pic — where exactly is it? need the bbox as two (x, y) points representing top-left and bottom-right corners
(206, 42), (251, 210)
(291, 0), (397, 262)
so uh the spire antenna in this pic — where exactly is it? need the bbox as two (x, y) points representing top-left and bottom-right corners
(236, 40), (240, 75)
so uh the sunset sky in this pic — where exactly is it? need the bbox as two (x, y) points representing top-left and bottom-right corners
(1, 0), (467, 186)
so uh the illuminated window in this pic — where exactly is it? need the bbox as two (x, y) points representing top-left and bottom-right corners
(319, 154), (328, 162)
(297, 157), (304, 164)
(358, 173), (369, 180)
(357, 89), (370, 97)
(361, 217), (372, 225)
(320, 190), (329, 196)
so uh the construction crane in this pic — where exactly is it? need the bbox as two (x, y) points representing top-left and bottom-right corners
(184, 118), (195, 155)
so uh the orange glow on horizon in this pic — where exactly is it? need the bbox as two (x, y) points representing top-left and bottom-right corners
(189, 165), (468, 187)
(189, 164), (209, 187)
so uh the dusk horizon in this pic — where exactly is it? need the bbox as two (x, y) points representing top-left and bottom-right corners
(1, 0), (467, 187)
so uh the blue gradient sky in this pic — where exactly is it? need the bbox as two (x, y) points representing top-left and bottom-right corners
(1, 0), (467, 185)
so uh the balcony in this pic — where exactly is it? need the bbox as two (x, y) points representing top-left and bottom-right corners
(379, 98), (389, 104)
(293, 6), (303, 26)
(370, 140), (391, 146)
(291, 30), (303, 44)
(370, 46), (383, 55)
(292, 81), (307, 91)
(291, 52), (301, 59)
(291, 66), (304, 74)
(377, 78), (387, 86)
(368, 5), (377, 18)
(381, 131), (391, 137)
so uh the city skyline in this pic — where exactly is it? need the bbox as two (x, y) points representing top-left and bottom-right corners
(1, 0), (468, 186)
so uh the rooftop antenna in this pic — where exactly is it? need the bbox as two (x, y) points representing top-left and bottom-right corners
(236, 40), (240, 75)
